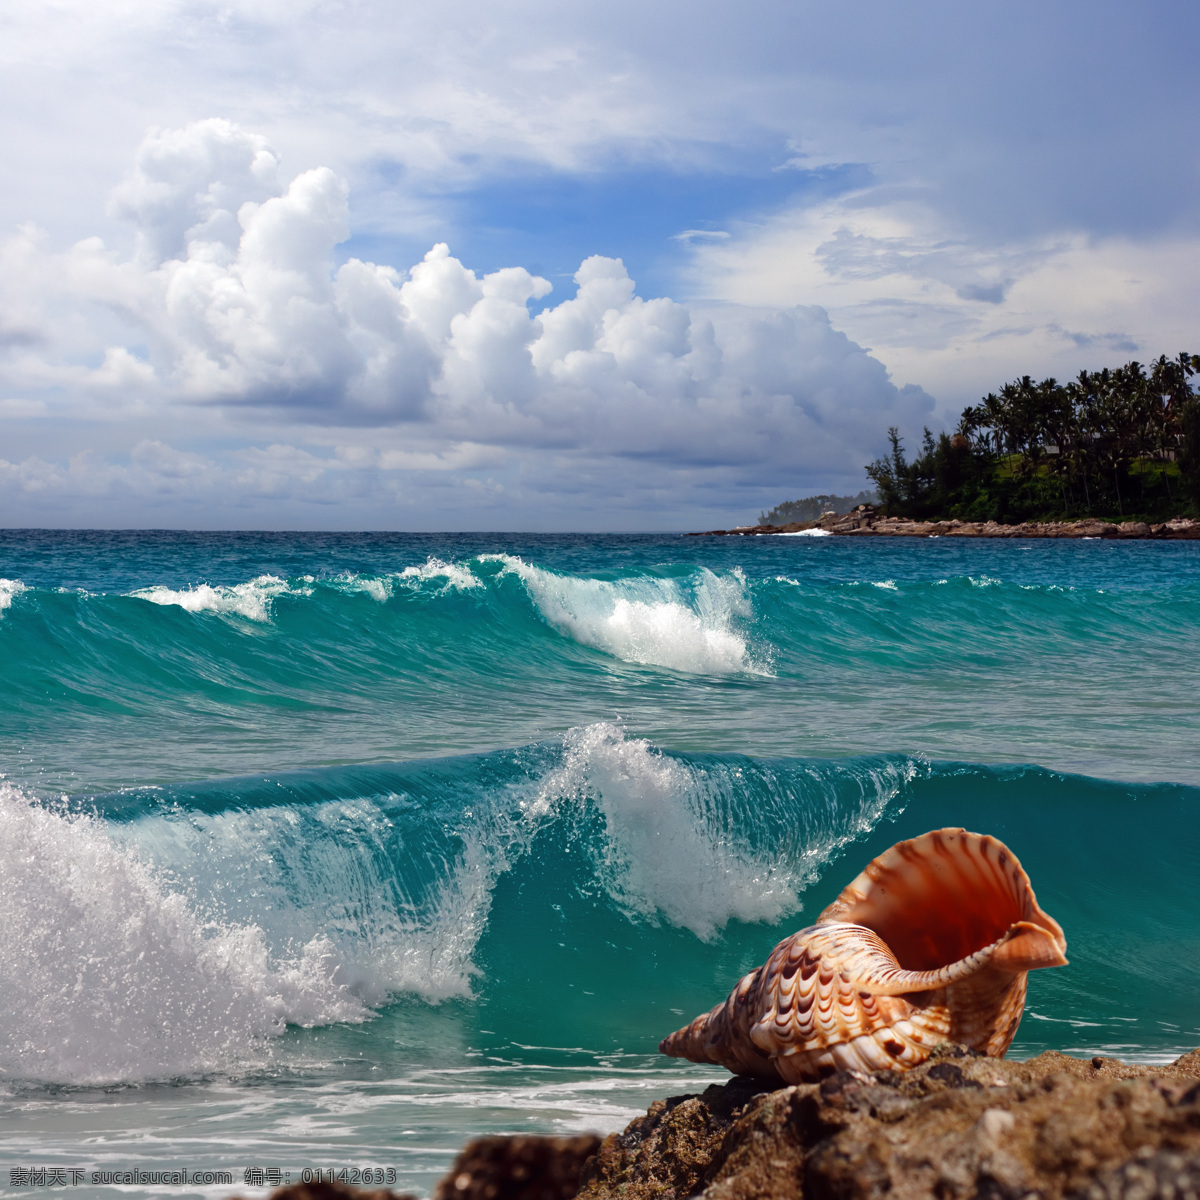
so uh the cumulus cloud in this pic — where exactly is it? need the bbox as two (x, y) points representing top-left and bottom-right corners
(684, 192), (1200, 409)
(0, 121), (934, 525)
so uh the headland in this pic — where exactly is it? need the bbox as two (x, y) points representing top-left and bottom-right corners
(692, 504), (1200, 539)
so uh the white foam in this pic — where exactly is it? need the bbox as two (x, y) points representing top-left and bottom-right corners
(0, 783), (479, 1085)
(116, 793), (488, 1011)
(317, 572), (393, 602)
(355, 577), (391, 602)
(774, 528), (832, 537)
(529, 724), (799, 939)
(396, 557), (482, 592)
(129, 574), (308, 621)
(0, 578), (27, 614)
(486, 555), (763, 675)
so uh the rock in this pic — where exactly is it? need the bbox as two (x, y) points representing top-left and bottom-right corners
(232, 1184), (418, 1200)
(578, 1078), (769, 1200)
(818, 507), (874, 532)
(233, 1051), (1200, 1200)
(1063, 520), (1119, 537)
(1161, 519), (1200, 539)
(690, 514), (1198, 539)
(432, 1134), (603, 1200)
(576, 1046), (1200, 1200)
(1071, 1149), (1200, 1200)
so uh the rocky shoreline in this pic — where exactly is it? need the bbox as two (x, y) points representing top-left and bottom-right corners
(244, 1044), (1200, 1200)
(691, 505), (1200, 539)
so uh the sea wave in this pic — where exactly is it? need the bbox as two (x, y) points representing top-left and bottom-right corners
(485, 554), (765, 674)
(130, 574), (310, 621)
(0, 781), (372, 1084)
(0, 727), (921, 1084)
(3, 554), (1200, 793)
(12, 724), (1195, 1087)
(0, 577), (26, 615)
(396, 557), (484, 593)
(114, 556), (763, 674)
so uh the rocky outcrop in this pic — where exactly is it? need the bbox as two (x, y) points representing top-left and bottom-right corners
(232, 1137), (602, 1200)
(235, 1048), (1200, 1200)
(577, 1045), (1200, 1200)
(432, 1135), (603, 1200)
(692, 506), (1200, 539)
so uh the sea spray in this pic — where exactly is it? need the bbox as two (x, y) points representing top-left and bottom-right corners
(485, 555), (766, 674)
(528, 724), (897, 938)
(0, 729), (929, 1085)
(129, 574), (310, 622)
(0, 577), (26, 615)
(0, 782), (368, 1084)
(396, 557), (485, 593)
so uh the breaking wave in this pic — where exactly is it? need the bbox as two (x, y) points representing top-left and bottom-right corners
(0, 577), (26, 614)
(486, 555), (763, 674)
(117, 556), (760, 674)
(130, 575), (308, 621)
(3, 723), (1197, 1086)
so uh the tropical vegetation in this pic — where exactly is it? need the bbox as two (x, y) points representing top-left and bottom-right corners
(865, 353), (1200, 522)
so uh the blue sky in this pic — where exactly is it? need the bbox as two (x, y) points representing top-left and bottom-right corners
(0, 0), (1197, 529)
(345, 156), (875, 300)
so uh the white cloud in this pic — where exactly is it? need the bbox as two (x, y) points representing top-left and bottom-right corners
(109, 120), (283, 265)
(683, 192), (1200, 411)
(0, 1), (1197, 527)
(0, 121), (933, 525)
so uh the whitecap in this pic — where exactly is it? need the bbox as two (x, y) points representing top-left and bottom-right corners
(528, 724), (798, 939)
(0, 783), (482, 1085)
(320, 572), (393, 602)
(485, 555), (766, 675)
(0, 578), (27, 615)
(129, 574), (308, 621)
(396, 557), (483, 592)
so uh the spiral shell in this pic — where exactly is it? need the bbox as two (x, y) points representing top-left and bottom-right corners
(659, 828), (1066, 1083)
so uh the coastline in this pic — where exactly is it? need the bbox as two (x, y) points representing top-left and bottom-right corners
(692, 505), (1200, 539)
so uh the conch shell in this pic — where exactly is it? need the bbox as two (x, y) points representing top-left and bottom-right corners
(659, 828), (1066, 1082)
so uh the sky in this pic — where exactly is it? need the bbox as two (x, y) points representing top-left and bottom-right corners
(0, 0), (1197, 530)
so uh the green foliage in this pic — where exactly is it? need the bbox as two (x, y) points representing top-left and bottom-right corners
(867, 353), (1200, 521)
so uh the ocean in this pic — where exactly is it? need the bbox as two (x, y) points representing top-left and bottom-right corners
(1, 530), (1198, 1198)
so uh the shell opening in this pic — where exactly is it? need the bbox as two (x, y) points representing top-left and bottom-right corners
(820, 829), (1063, 972)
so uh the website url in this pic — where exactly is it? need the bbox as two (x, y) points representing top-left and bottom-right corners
(8, 1168), (235, 1187)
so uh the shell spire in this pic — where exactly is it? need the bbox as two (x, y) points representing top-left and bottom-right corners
(659, 828), (1066, 1083)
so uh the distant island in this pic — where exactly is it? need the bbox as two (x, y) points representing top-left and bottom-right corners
(759, 491), (879, 525)
(740, 352), (1200, 534)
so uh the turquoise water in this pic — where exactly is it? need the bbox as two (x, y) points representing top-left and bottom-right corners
(1, 531), (1198, 1197)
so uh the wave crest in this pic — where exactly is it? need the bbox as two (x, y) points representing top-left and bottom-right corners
(532, 724), (799, 938)
(0, 782), (482, 1085)
(130, 574), (307, 621)
(0, 578), (26, 615)
(488, 555), (765, 674)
